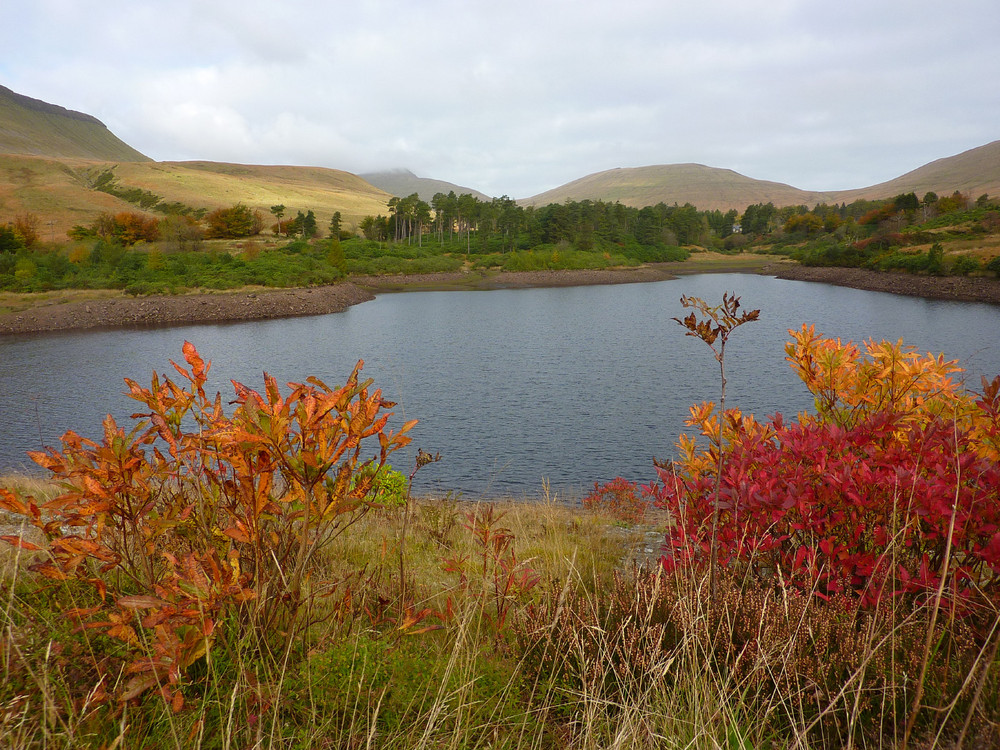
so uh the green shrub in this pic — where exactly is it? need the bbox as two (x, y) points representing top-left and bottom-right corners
(950, 255), (981, 275)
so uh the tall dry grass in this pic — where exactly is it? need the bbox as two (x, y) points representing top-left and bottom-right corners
(1, 480), (997, 748)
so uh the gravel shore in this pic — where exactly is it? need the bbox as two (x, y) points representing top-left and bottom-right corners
(0, 267), (677, 336)
(0, 283), (376, 335)
(767, 264), (1000, 306)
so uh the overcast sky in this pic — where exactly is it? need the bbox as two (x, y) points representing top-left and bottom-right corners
(3, 0), (998, 198)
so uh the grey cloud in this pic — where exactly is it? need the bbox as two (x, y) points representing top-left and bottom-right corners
(2, 0), (999, 197)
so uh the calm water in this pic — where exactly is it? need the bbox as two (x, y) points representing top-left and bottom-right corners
(1, 274), (997, 498)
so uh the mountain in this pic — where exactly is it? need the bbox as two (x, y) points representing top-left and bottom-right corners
(2, 85), (998, 238)
(521, 163), (830, 211)
(359, 168), (491, 202)
(827, 141), (1000, 204)
(0, 85), (150, 162)
(521, 143), (1000, 211)
(0, 86), (391, 235)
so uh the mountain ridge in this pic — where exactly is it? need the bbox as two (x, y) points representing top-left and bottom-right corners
(1, 85), (998, 235)
(0, 85), (105, 126)
(522, 141), (1000, 210)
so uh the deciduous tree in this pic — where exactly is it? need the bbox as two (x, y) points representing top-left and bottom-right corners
(205, 203), (264, 239)
(13, 212), (40, 246)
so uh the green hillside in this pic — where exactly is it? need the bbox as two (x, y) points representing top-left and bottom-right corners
(0, 85), (150, 162)
(0, 86), (394, 236)
(2, 84), (999, 236)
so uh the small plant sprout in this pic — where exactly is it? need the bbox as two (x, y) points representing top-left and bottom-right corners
(672, 292), (759, 600)
(399, 448), (442, 605)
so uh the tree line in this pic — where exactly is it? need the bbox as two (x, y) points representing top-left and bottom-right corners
(356, 191), (742, 257)
(4, 185), (999, 281)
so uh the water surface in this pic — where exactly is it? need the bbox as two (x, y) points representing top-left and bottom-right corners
(1, 274), (997, 497)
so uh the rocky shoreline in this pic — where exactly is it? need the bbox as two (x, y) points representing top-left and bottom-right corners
(2, 263), (998, 336)
(0, 267), (678, 336)
(768, 264), (1000, 306)
(0, 283), (377, 336)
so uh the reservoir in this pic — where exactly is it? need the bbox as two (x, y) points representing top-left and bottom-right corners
(1, 273), (997, 498)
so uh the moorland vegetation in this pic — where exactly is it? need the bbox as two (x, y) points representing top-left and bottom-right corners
(1, 294), (998, 748)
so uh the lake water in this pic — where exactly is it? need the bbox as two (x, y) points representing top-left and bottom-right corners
(1, 273), (997, 498)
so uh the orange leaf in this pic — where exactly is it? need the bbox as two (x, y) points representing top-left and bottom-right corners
(120, 674), (158, 702)
(65, 606), (102, 620)
(118, 595), (169, 609)
(182, 341), (207, 379)
(222, 525), (250, 543)
(0, 489), (29, 515)
(0, 535), (41, 551)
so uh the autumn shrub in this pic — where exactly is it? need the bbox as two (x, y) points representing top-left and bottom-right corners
(0, 342), (415, 711)
(511, 312), (1000, 747)
(440, 504), (541, 637)
(647, 325), (1000, 614)
(581, 476), (648, 523)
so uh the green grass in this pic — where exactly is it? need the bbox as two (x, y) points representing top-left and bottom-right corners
(0, 234), (686, 296)
(0, 238), (349, 294)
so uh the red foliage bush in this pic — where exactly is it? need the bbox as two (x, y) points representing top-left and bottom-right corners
(582, 477), (648, 524)
(648, 412), (1000, 610)
(647, 325), (1000, 614)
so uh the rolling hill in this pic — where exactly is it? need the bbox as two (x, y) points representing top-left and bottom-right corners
(2, 84), (998, 239)
(827, 140), (1000, 204)
(0, 155), (394, 237)
(521, 142), (1000, 210)
(520, 163), (832, 211)
(359, 169), (491, 202)
(0, 86), (393, 235)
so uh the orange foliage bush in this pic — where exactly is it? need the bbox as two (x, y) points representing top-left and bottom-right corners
(0, 343), (414, 708)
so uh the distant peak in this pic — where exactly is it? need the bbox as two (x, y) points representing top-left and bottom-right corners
(361, 167), (416, 177)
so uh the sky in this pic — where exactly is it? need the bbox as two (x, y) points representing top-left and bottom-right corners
(2, 0), (999, 199)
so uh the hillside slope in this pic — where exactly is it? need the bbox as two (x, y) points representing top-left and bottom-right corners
(117, 160), (393, 226)
(0, 85), (150, 162)
(521, 163), (831, 211)
(521, 143), (1000, 211)
(2, 85), (998, 236)
(827, 141), (1000, 204)
(0, 157), (394, 236)
(359, 169), (491, 202)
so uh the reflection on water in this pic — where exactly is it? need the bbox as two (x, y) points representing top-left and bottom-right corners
(1, 274), (997, 497)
